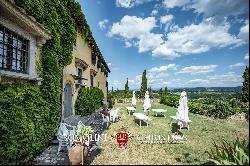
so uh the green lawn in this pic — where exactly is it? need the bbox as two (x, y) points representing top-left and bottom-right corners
(91, 103), (249, 165)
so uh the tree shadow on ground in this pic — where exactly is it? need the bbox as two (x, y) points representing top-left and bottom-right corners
(171, 122), (179, 133)
(152, 114), (165, 118)
(170, 122), (189, 133)
(133, 119), (149, 127)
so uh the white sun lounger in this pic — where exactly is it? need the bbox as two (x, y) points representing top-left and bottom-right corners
(152, 109), (167, 118)
(133, 113), (152, 128)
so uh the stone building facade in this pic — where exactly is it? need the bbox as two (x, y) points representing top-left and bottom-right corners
(0, 0), (110, 120)
(62, 33), (110, 119)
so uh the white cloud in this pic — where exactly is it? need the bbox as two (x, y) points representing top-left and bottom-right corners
(207, 72), (242, 84)
(163, 0), (190, 9)
(178, 65), (218, 74)
(151, 9), (158, 16)
(136, 74), (142, 81)
(160, 15), (174, 31)
(109, 15), (163, 53)
(127, 75), (142, 86)
(107, 63), (112, 66)
(109, 16), (156, 39)
(152, 44), (180, 59)
(186, 72), (243, 87)
(160, 15), (174, 24)
(163, 0), (249, 21)
(145, 64), (178, 87)
(152, 19), (241, 59)
(238, 20), (249, 42)
(128, 79), (135, 84)
(245, 53), (249, 60)
(124, 41), (133, 48)
(109, 13), (247, 61)
(229, 62), (245, 68)
(191, 0), (249, 19)
(98, 19), (109, 30)
(116, 0), (153, 8)
(149, 64), (177, 73)
(187, 79), (209, 85)
(137, 33), (163, 53)
(162, 81), (172, 85)
(113, 80), (121, 86)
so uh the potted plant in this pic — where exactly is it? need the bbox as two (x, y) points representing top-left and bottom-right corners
(68, 125), (94, 165)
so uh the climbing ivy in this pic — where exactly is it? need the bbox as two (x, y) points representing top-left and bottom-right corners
(0, 0), (103, 164)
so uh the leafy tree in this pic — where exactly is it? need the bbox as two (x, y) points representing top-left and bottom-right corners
(140, 69), (147, 98)
(242, 66), (249, 102)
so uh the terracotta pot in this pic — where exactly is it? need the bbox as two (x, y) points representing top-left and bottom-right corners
(68, 142), (89, 165)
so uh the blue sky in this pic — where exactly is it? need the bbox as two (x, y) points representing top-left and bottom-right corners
(79, 0), (249, 90)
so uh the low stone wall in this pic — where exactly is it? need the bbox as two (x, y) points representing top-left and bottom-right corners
(63, 108), (104, 135)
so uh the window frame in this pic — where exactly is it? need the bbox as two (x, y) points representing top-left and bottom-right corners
(91, 51), (96, 65)
(90, 74), (94, 87)
(0, 24), (29, 74)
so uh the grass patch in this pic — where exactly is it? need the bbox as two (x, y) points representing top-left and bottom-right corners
(91, 103), (249, 165)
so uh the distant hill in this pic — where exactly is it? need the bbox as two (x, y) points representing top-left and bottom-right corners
(170, 86), (242, 92)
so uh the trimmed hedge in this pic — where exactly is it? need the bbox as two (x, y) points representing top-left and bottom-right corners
(75, 87), (104, 116)
(0, 85), (52, 165)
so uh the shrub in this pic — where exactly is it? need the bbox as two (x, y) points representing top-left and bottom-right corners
(75, 87), (104, 116)
(206, 138), (249, 165)
(75, 125), (94, 140)
(0, 85), (52, 165)
(160, 94), (179, 108)
(188, 102), (210, 115)
(107, 93), (114, 109)
(207, 100), (232, 119)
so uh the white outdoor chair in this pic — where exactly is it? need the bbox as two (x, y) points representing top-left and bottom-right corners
(56, 122), (76, 155)
(101, 113), (110, 128)
(110, 109), (119, 122)
(77, 121), (83, 128)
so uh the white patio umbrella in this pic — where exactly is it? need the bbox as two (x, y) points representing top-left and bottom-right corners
(143, 91), (151, 113)
(176, 91), (190, 128)
(132, 91), (137, 107)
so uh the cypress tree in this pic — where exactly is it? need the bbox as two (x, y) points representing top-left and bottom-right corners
(140, 69), (148, 98)
(159, 88), (163, 96)
(242, 66), (249, 102)
(124, 78), (129, 95)
(164, 86), (168, 95)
